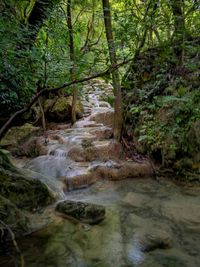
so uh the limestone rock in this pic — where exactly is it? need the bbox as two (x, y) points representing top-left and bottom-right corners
(68, 140), (123, 162)
(89, 110), (114, 127)
(137, 230), (173, 252)
(94, 161), (153, 180)
(56, 200), (106, 224)
(88, 127), (113, 140)
(0, 123), (41, 151)
(0, 150), (55, 211)
(161, 199), (200, 230)
(46, 96), (84, 122)
(63, 173), (99, 191)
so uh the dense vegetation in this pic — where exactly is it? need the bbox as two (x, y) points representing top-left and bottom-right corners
(0, 1), (200, 265)
(0, 0), (199, 169)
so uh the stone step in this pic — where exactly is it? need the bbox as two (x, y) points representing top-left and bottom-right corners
(59, 159), (153, 191)
(67, 140), (123, 162)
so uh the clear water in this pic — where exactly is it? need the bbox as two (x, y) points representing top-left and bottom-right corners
(1, 178), (199, 267)
(1, 81), (199, 267)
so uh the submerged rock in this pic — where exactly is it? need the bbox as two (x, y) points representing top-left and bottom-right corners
(138, 230), (173, 252)
(56, 200), (106, 224)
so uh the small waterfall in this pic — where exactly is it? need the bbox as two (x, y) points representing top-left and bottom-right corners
(49, 148), (68, 158)
(54, 149), (68, 158)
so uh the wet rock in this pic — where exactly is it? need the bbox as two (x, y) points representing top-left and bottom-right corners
(94, 161), (153, 180)
(161, 199), (200, 230)
(63, 173), (99, 191)
(0, 195), (29, 238)
(47, 123), (72, 130)
(0, 151), (55, 211)
(89, 127), (113, 140)
(0, 150), (56, 238)
(0, 123), (41, 151)
(99, 101), (111, 108)
(138, 230), (173, 252)
(85, 140), (123, 161)
(68, 140), (123, 162)
(55, 200), (106, 224)
(15, 136), (48, 157)
(48, 134), (66, 144)
(0, 170), (54, 211)
(45, 96), (84, 122)
(89, 110), (114, 127)
(67, 147), (85, 162)
(123, 192), (151, 208)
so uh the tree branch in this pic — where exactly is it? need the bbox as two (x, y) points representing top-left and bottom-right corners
(0, 58), (133, 140)
(0, 219), (24, 267)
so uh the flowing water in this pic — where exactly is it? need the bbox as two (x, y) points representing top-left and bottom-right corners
(1, 80), (200, 267)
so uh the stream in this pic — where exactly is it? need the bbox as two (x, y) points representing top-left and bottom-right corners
(1, 80), (200, 267)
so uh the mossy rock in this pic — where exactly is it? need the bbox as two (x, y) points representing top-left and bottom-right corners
(0, 123), (41, 149)
(0, 172), (54, 210)
(56, 200), (106, 224)
(0, 149), (17, 172)
(46, 96), (84, 122)
(0, 195), (29, 237)
(0, 150), (55, 211)
(0, 151), (56, 239)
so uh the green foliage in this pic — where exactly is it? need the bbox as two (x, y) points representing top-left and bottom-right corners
(123, 36), (200, 178)
(0, 1), (44, 119)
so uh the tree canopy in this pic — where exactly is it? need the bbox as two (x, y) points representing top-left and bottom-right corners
(0, 0), (199, 137)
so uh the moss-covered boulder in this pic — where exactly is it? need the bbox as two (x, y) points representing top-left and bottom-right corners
(56, 200), (106, 224)
(45, 96), (84, 122)
(0, 195), (29, 237)
(0, 123), (41, 151)
(0, 150), (55, 237)
(0, 172), (54, 210)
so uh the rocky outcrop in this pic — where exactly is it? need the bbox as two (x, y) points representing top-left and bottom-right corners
(68, 140), (124, 162)
(136, 230), (173, 252)
(0, 150), (55, 237)
(0, 123), (41, 153)
(94, 161), (153, 180)
(45, 96), (84, 122)
(89, 110), (114, 128)
(56, 200), (106, 224)
(0, 195), (29, 237)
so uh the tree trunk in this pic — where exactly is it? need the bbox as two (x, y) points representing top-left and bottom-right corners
(102, 0), (123, 141)
(67, 0), (77, 124)
(28, 0), (58, 43)
(0, 59), (128, 141)
(38, 97), (46, 132)
(170, 0), (186, 61)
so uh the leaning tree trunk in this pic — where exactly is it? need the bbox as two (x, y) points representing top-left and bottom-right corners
(67, 0), (77, 124)
(102, 0), (123, 141)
